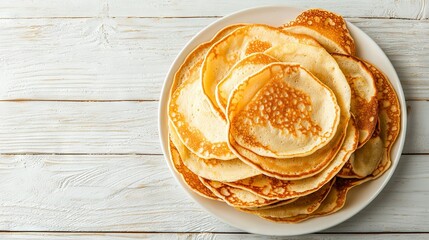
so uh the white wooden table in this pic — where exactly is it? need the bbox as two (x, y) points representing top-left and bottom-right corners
(0, 1), (427, 239)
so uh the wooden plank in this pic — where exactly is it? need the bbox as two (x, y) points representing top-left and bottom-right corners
(0, 102), (159, 154)
(0, 18), (427, 101)
(0, 0), (106, 18)
(0, 154), (230, 232)
(0, 232), (427, 239)
(0, 154), (427, 232)
(0, 0), (424, 19)
(350, 18), (429, 100)
(0, 100), (424, 154)
(0, 17), (196, 101)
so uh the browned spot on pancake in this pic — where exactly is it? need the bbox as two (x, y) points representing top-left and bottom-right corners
(241, 53), (278, 65)
(245, 40), (272, 55)
(347, 75), (378, 144)
(233, 66), (321, 149)
(337, 158), (356, 178)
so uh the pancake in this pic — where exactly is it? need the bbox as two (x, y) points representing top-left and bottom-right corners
(228, 63), (340, 158)
(227, 43), (351, 179)
(226, 119), (358, 200)
(227, 41), (351, 179)
(351, 136), (384, 177)
(171, 24), (245, 94)
(169, 139), (219, 200)
(242, 179), (334, 219)
(338, 62), (401, 179)
(201, 24), (321, 118)
(166, 8), (400, 223)
(273, 178), (369, 223)
(169, 121), (260, 182)
(332, 53), (378, 147)
(200, 177), (278, 208)
(367, 62), (401, 178)
(246, 198), (299, 210)
(169, 25), (244, 160)
(338, 119), (379, 178)
(282, 9), (356, 55)
(216, 53), (279, 113)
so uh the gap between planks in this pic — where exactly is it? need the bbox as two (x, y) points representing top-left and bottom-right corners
(0, 16), (426, 20)
(0, 100), (158, 102)
(0, 99), (428, 102)
(0, 231), (429, 234)
(0, 153), (424, 156)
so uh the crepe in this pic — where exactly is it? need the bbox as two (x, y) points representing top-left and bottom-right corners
(264, 178), (367, 223)
(338, 62), (401, 179)
(226, 119), (358, 200)
(201, 24), (321, 118)
(200, 177), (278, 208)
(227, 63), (340, 158)
(169, 122), (260, 182)
(169, 25), (244, 160)
(241, 179), (334, 219)
(166, 8), (401, 224)
(332, 53), (378, 147)
(216, 53), (279, 113)
(169, 140), (219, 200)
(282, 9), (356, 55)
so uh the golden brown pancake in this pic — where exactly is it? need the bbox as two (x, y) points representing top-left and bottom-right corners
(241, 179), (334, 219)
(216, 53), (279, 113)
(169, 122), (260, 182)
(332, 53), (378, 147)
(171, 24), (245, 94)
(169, 25), (245, 160)
(245, 198), (299, 210)
(338, 62), (401, 179)
(227, 63), (340, 158)
(226, 119), (358, 200)
(201, 24), (321, 118)
(169, 140), (219, 200)
(365, 61), (401, 178)
(200, 177), (278, 208)
(282, 9), (356, 55)
(166, 8), (401, 223)
(265, 178), (368, 223)
(231, 41), (352, 179)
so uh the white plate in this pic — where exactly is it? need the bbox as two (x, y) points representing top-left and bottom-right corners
(158, 6), (407, 236)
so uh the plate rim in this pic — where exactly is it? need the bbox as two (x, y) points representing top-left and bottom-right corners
(158, 5), (407, 236)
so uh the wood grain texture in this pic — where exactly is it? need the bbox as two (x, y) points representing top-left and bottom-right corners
(0, 18), (427, 100)
(0, 0), (107, 18)
(0, 233), (427, 240)
(0, 0), (426, 19)
(0, 154), (426, 232)
(0, 100), (423, 154)
(0, 102), (159, 154)
(110, 0), (428, 19)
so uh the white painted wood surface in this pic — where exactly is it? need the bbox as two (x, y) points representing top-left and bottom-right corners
(0, 154), (427, 232)
(0, 18), (427, 100)
(0, 233), (428, 240)
(0, 0), (427, 239)
(0, 0), (427, 19)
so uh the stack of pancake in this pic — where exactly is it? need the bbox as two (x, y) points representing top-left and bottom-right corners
(168, 9), (401, 223)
